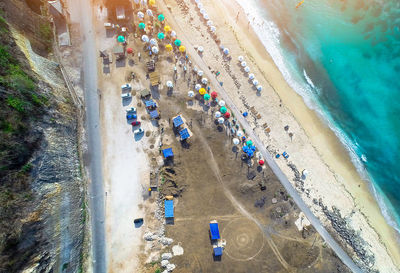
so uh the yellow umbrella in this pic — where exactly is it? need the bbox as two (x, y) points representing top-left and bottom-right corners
(199, 88), (206, 95)
(179, 45), (186, 52)
(149, 0), (156, 6)
(165, 44), (173, 51)
(164, 25), (171, 32)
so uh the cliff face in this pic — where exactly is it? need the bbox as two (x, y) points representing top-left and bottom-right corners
(0, 1), (85, 272)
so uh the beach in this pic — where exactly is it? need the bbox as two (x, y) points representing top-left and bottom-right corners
(155, 0), (400, 270)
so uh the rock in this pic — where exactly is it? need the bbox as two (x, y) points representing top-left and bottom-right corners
(160, 237), (173, 245)
(276, 207), (282, 213)
(161, 260), (169, 267)
(144, 232), (155, 241)
(166, 263), (176, 272)
(161, 253), (173, 260)
(271, 198), (277, 204)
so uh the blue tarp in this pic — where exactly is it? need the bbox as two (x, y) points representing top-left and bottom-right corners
(162, 148), (173, 158)
(209, 222), (220, 240)
(213, 247), (223, 256)
(165, 200), (174, 218)
(145, 100), (157, 108)
(173, 115), (184, 127)
(149, 110), (159, 119)
(179, 128), (190, 140)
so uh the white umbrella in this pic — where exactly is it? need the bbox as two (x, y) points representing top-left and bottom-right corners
(141, 0), (147, 4)
(201, 77), (208, 84)
(137, 11), (144, 19)
(197, 3), (203, 9)
(195, 0), (200, 3)
(241, 61), (247, 67)
(223, 48), (230, 55)
(244, 66), (250, 73)
(238, 56), (244, 62)
(248, 73), (255, 80)
(207, 20), (213, 26)
(197, 70), (204, 77)
(200, 8), (206, 14)
(195, 84), (201, 91)
(134, 0), (139, 3)
(150, 38), (157, 45)
(152, 46), (159, 54)
(210, 26), (216, 33)
(171, 30), (177, 37)
(256, 85), (263, 91)
(218, 100), (225, 107)
(236, 130), (244, 137)
(233, 138), (240, 145)
(193, 66), (198, 73)
(218, 117), (225, 124)
(146, 9), (153, 16)
(302, 169), (309, 178)
(215, 111), (221, 118)
(252, 79), (259, 86)
(142, 35), (149, 43)
(166, 81), (173, 88)
(198, 46), (204, 53)
(188, 90), (195, 97)
(203, 13), (209, 20)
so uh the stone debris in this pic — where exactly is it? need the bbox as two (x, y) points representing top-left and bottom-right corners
(271, 198), (277, 204)
(160, 237), (174, 246)
(161, 253), (173, 260)
(144, 232), (156, 241)
(172, 244), (184, 256)
(161, 260), (169, 267)
(166, 263), (176, 272)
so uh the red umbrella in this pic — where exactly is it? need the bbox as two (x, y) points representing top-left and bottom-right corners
(127, 48), (133, 54)
(259, 160), (265, 166)
(224, 112), (231, 119)
(211, 91), (218, 99)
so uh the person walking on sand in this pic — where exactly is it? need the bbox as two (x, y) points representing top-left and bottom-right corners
(236, 11), (239, 22)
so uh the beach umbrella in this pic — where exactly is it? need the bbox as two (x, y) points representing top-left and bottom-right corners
(233, 138), (240, 145)
(151, 46), (159, 54)
(149, 0), (155, 6)
(302, 169), (309, 179)
(137, 11), (145, 19)
(252, 79), (259, 86)
(210, 26), (216, 33)
(193, 66), (198, 73)
(179, 45), (186, 52)
(246, 140), (253, 146)
(203, 13), (209, 20)
(197, 70), (204, 77)
(195, 84), (201, 91)
(198, 46), (204, 53)
(207, 20), (213, 26)
(244, 66), (250, 73)
(201, 77), (208, 84)
(127, 48), (133, 54)
(256, 85), (263, 92)
(243, 146), (249, 153)
(241, 61), (247, 67)
(198, 3), (204, 9)
(171, 30), (177, 37)
(204, 93), (211, 101)
(166, 81), (173, 88)
(158, 14), (165, 21)
(188, 90), (195, 97)
(218, 117), (225, 124)
(199, 88), (206, 95)
(139, 22), (146, 30)
(195, 0), (200, 3)
(200, 8), (206, 14)
(215, 111), (221, 118)
(220, 106), (227, 114)
(259, 159), (264, 166)
(237, 130), (243, 137)
(174, 39), (182, 47)
(211, 91), (218, 99)
(157, 32), (165, 39)
(164, 25), (171, 32)
(141, 0), (147, 5)
(117, 35), (125, 43)
(142, 34), (149, 42)
(218, 100), (225, 107)
(150, 38), (157, 45)
(134, 0), (139, 3)
(238, 56), (244, 62)
(165, 44), (173, 51)
(223, 48), (229, 55)
(224, 112), (230, 119)
(248, 73), (255, 80)
(146, 9), (153, 16)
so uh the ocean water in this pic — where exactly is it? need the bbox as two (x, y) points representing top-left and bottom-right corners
(236, 0), (400, 232)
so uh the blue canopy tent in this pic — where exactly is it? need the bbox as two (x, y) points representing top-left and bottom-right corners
(179, 128), (190, 140)
(209, 222), (220, 240)
(145, 100), (157, 108)
(162, 148), (174, 158)
(149, 109), (159, 119)
(173, 115), (184, 128)
(213, 246), (223, 257)
(164, 200), (174, 218)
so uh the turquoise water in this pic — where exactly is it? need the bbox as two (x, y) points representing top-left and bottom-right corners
(239, 0), (400, 231)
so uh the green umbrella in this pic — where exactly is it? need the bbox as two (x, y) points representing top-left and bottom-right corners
(246, 140), (253, 146)
(138, 22), (146, 30)
(117, 35), (125, 43)
(220, 106), (227, 114)
(204, 93), (211, 101)
(157, 32), (165, 40)
(174, 39), (182, 46)
(158, 14), (165, 21)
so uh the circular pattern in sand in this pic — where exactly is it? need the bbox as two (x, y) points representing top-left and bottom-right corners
(222, 218), (265, 261)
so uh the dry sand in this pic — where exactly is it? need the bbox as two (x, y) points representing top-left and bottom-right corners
(158, 0), (400, 271)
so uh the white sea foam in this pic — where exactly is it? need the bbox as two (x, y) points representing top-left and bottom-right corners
(234, 0), (400, 233)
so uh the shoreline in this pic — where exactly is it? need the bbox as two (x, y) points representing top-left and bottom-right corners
(218, 0), (400, 268)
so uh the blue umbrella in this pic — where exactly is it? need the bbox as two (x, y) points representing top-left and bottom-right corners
(247, 151), (254, 157)
(243, 146), (249, 153)
(250, 145), (256, 151)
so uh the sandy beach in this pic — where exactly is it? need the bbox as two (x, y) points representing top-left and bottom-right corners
(156, 0), (400, 271)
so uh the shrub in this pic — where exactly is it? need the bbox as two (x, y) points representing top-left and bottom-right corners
(7, 96), (27, 113)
